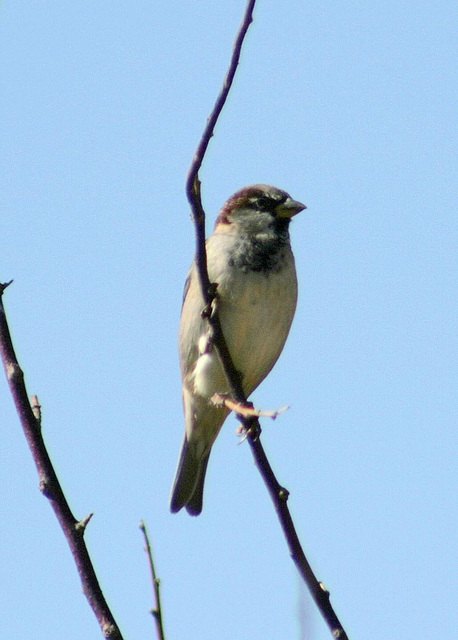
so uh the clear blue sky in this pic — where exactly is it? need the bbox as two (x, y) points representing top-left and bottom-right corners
(1, 2), (456, 639)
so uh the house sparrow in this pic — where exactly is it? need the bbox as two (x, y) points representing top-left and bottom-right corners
(170, 185), (306, 515)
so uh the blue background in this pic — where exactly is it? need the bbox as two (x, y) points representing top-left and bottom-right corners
(1, 2), (456, 639)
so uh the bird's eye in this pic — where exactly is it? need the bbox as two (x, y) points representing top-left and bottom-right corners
(256, 196), (272, 210)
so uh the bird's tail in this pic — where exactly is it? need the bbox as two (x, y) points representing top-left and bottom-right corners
(170, 436), (210, 516)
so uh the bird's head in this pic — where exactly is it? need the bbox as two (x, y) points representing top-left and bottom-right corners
(215, 185), (306, 235)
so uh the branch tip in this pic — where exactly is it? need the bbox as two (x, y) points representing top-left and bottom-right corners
(140, 521), (166, 640)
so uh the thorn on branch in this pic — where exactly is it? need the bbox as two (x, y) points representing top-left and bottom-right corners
(0, 280), (13, 295)
(76, 513), (94, 533)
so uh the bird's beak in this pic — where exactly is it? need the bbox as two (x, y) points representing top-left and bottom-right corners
(275, 197), (307, 218)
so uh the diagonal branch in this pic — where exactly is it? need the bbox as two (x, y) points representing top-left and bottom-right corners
(186, 0), (256, 315)
(0, 282), (124, 640)
(185, 0), (258, 402)
(184, 2), (349, 639)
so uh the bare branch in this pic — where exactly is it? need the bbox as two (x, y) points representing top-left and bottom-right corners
(139, 521), (166, 640)
(186, 0), (256, 328)
(184, 2), (349, 638)
(0, 283), (124, 640)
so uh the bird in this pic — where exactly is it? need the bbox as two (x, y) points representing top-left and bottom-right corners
(170, 184), (306, 515)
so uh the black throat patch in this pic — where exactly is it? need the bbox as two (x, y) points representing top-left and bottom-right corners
(228, 218), (291, 273)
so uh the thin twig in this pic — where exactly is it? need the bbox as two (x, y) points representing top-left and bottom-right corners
(184, 2), (349, 638)
(0, 282), (124, 640)
(211, 393), (289, 419)
(139, 521), (166, 640)
(185, 0), (258, 400)
(186, 0), (256, 326)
